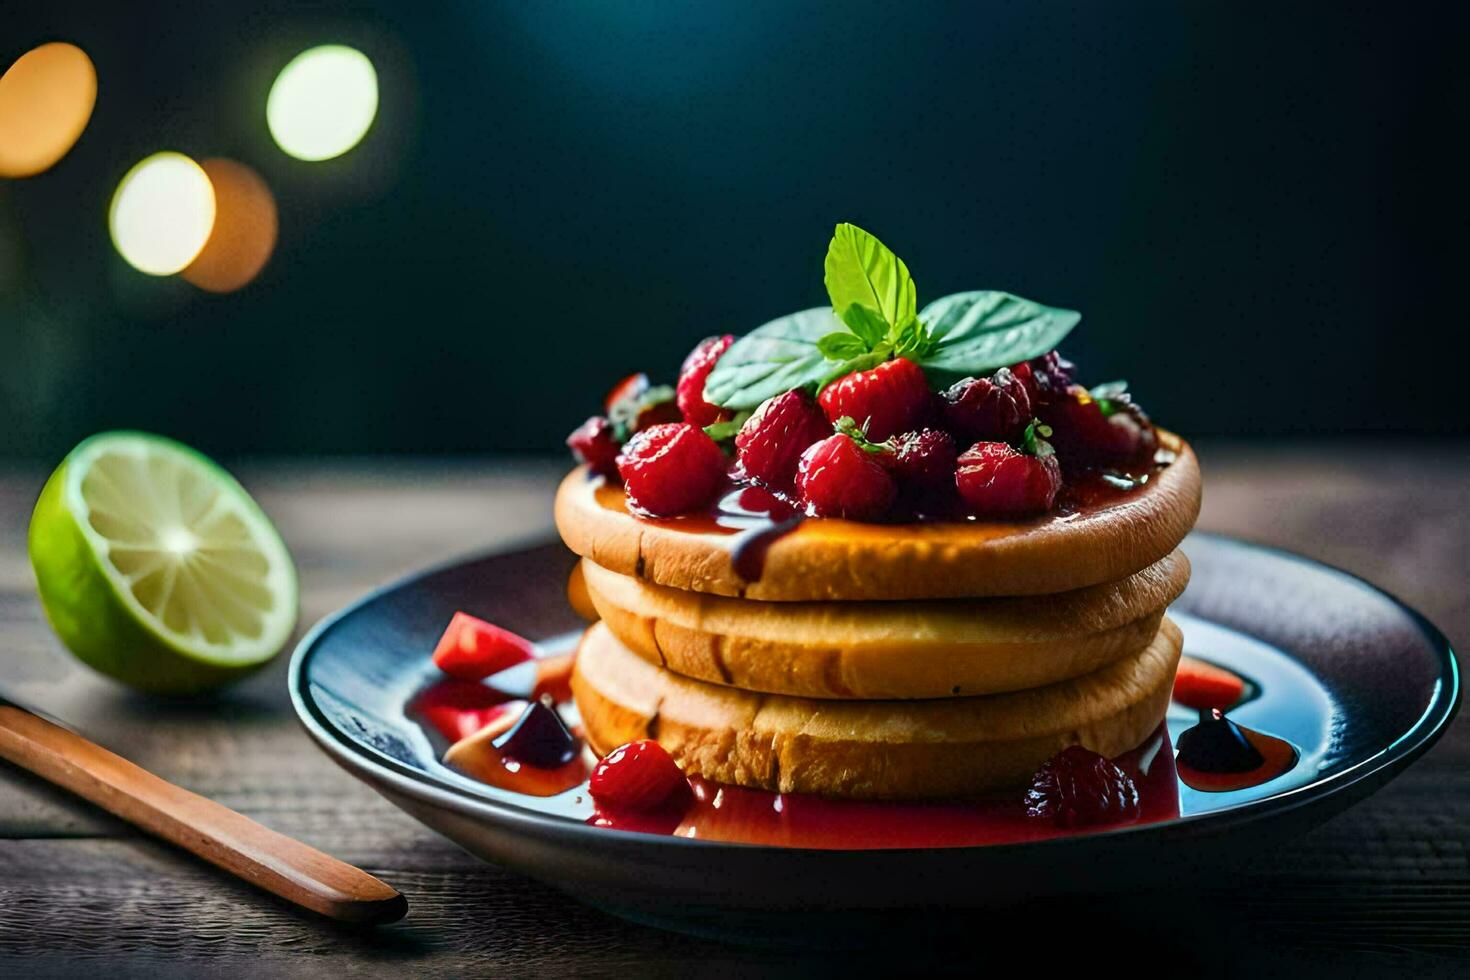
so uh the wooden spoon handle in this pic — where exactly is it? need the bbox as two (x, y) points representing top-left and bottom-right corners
(0, 704), (407, 924)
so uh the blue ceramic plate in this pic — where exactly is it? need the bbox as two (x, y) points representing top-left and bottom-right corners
(289, 533), (1457, 932)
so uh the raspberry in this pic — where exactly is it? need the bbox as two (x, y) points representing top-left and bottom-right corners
(735, 390), (832, 489)
(1041, 385), (1157, 469)
(566, 416), (621, 478)
(954, 440), (1061, 517)
(676, 335), (734, 428)
(589, 739), (690, 812)
(616, 422), (727, 516)
(1025, 744), (1140, 828)
(817, 357), (932, 441)
(795, 433), (897, 520)
(495, 700), (580, 769)
(431, 612), (536, 681)
(941, 367), (1032, 442)
(887, 428), (957, 490)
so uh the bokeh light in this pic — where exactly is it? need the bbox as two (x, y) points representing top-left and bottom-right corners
(182, 159), (278, 293)
(267, 45), (378, 161)
(109, 152), (216, 276)
(0, 42), (98, 178)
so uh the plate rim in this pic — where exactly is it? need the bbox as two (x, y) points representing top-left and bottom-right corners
(288, 531), (1460, 855)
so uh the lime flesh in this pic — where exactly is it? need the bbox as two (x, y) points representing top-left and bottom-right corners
(29, 432), (298, 695)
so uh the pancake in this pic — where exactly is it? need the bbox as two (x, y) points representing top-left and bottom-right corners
(581, 550), (1189, 699)
(555, 430), (1200, 602)
(571, 618), (1182, 800)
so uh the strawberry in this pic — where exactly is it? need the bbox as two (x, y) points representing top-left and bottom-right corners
(1025, 745), (1140, 828)
(565, 416), (621, 478)
(1041, 384), (1157, 469)
(432, 612), (536, 680)
(941, 367), (1032, 442)
(676, 335), (734, 427)
(887, 428), (957, 490)
(616, 422), (727, 516)
(1173, 656), (1247, 712)
(589, 739), (690, 812)
(735, 389), (832, 489)
(817, 356), (932, 441)
(954, 425), (1062, 518)
(795, 432), (897, 520)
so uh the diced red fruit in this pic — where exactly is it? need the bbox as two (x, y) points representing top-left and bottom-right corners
(1173, 656), (1247, 712)
(886, 428), (957, 490)
(941, 367), (1032, 443)
(589, 739), (690, 812)
(495, 699), (580, 768)
(566, 416), (621, 478)
(616, 422), (728, 516)
(432, 612), (537, 681)
(954, 441), (1061, 517)
(795, 433), (897, 520)
(409, 680), (523, 743)
(1041, 385), (1156, 468)
(604, 372), (649, 414)
(817, 357), (932, 441)
(735, 389), (833, 489)
(1025, 744), (1140, 828)
(676, 335), (734, 428)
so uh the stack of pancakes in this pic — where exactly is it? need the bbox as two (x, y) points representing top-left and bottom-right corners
(558, 432), (1202, 800)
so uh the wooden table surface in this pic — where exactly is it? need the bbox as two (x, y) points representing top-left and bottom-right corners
(1, 445), (1465, 978)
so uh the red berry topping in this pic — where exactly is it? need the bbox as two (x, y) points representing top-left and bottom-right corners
(495, 699), (580, 768)
(795, 433), (897, 520)
(409, 680), (523, 744)
(1173, 656), (1247, 712)
(604, 372), (649, 414)
(817, 357), (932, 441)
(566, 416), (621, 478)
(1011, 350), (1075, 406)
(735, 389), (832, 489)
(941, 367), (1032, 443)
(589, 739), (690, 812)
(887, 428), (957, 490)
(954, 440), (1061, 517)
(1041, 385), (1156, 468)
(616, 422), (727, 516)
(1025, 744), (1140, 828)
(432, 612), (536, 681)
(676, 335), (734, 428)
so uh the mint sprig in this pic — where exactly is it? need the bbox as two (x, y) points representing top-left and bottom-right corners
(1021, 419), (1055, 459)
(702, 222), (1082, 411)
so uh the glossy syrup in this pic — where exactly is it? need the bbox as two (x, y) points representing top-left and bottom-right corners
(405, 612), (1333, 849)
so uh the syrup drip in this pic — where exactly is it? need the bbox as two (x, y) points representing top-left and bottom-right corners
(1175, 708), (1297, 792)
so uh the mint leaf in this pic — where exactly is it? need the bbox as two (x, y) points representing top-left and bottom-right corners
(817, 331), (870, 360)
(1021, 419), (1055, 459)
(824, 223), (917, 333)
(917, 291), (1079, 383)
(837, 303), (890, 348)
(891, 314), (932, 359)
(1089, 380), (1129, 417)
(703, 307), (846, 410)
(703, 411), (751, 442)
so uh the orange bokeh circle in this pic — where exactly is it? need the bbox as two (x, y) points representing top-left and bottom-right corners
(181, 159), (278, 293)
(0, 42), (98, 178)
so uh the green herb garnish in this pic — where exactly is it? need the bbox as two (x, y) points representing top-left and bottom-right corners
(1021, 419), (1055, 459)
(703, 411), (752, 443)
(703, 223), (1082, 410)
(833, 416), (893, 454)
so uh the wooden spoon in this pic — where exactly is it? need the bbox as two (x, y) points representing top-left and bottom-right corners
(0, 700), (407, 925)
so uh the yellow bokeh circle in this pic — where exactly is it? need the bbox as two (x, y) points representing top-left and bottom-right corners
(109, 152), (217, 276)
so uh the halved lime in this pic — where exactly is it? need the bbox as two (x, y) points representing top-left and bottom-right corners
(29, 431), (298, 695)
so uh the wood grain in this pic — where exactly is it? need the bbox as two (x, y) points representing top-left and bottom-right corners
(0, 448), (1465, 977)
(0, 704), (406, 924)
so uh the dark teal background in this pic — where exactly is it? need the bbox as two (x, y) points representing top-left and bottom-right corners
(3, 2), (1466, 459)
